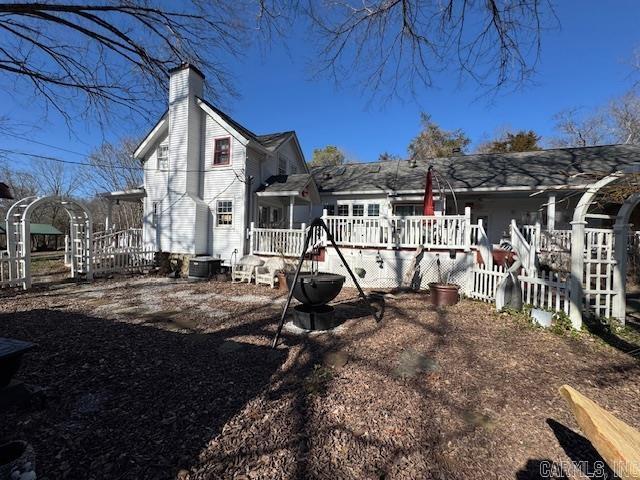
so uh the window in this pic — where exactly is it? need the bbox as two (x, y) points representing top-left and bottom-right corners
(323, 204), (335, 216)
(337, 205), (349, 216)
(157, 144), (168, 170)
(290, 163), (297, 174)
(216, 200), (233, 226)
(368, 204), (380, 216)
(152, 202), (159, 227)
(394, 204), (421, 216)
(278, 156), (287, 175)
(352, 204), (364, 216)
(213, 137), (230, 165)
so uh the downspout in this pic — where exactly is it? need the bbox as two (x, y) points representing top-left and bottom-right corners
(244, 175), (254, 255)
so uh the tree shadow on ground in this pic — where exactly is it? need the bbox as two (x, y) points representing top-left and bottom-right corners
(582, 316), (640, 360)
(0, 309), (286, 479)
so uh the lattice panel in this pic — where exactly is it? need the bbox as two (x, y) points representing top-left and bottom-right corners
(322, 249), (474, 293)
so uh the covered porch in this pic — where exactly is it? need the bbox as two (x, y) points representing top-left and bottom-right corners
(254, 174), (320, 229)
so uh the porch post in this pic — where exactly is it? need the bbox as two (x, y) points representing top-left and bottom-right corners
(105, 198), (113, 231)
(612, 222), (628, 323)
(569, 220), (586, 330)
(547, 194), (556, 231)
(249, 221), (255, 254)
(289, 195), (294, 229)
(464, 206), (471, 252)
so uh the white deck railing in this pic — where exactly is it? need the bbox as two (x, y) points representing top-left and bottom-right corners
(249, 208), (474, 256)
(250, 224), (307, 257)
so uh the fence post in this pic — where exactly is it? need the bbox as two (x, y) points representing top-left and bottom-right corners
(321, 209), (328, 247)
(249, 222), (255, 255)
(464, 207), (471, 252)
(300, 223), (306, 255)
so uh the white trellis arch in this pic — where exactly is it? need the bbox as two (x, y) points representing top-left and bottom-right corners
(570, 163), (640, 329)
(5, 196), (93, 288)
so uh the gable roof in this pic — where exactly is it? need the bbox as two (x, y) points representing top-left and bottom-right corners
(311, 144), (640, 194)
(135, 98), (301, 161)
(196, 98), (297, 152)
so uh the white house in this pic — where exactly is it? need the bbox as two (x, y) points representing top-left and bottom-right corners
(130, 64), (312, 263)
(117, 63), (640, 268)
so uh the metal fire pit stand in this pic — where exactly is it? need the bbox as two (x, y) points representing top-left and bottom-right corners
(272, 217), (381, 348)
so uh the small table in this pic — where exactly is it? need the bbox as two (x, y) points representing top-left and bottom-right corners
(0, 337), (35, 388)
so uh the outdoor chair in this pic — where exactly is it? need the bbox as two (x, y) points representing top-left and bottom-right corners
(255, 257), (286, 289)
(231, 255), (264, 283)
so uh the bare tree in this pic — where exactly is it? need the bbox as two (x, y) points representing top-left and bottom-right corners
(550, 107), (611, 147)
(307, 0), (556, 98)
(0, 0), (558, 129)
(610, 90), (640, 145)
(0, 1), (285, 128)
(409, 112), (470, 159)
(83, 138), (143, 229)
(30, 159), (82, 230)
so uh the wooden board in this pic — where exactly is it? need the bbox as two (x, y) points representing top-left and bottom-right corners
(559, 384), (640, 480)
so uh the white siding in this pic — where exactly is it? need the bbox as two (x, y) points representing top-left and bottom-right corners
(201, 113), (248, 262)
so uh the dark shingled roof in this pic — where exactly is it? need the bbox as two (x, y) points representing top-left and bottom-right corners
(310, 144), (640, 193)
(257, 174), (312, 193)
(197, 98), (295, 152)
(255, 132), (295, 151)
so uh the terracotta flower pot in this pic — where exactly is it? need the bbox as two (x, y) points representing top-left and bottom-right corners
(428, 283), (460, 306)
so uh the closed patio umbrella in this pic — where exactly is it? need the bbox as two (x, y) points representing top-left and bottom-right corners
(422, 166), (434, 216)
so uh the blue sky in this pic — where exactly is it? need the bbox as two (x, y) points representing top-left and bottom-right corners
(1, 0), (639, 169)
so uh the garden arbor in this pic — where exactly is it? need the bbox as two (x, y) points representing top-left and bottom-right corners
(569, 164), (640, 329)
(5, 196), (92, 288)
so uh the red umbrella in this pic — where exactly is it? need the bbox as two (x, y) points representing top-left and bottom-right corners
(423, 167), (434, 216)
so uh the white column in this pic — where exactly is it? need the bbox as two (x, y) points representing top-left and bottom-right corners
(249, 221), (255, 254)
(547, 194), (556, 231)
(105, 198), (113, 231)
(569, 220), (586, 330)
(289, 196), (294, 229)
(612, 223), (628, 323)
(464, 206), (471, 252)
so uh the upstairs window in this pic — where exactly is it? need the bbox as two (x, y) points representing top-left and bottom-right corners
(368, 204), (380, 216)
(352, 204), (364, 216)
(157, 144), (169, 170)
(337, 205), (349, 216)
(216, 200), (233, 226)
(213, 137), (230, 165)
(278, 156), (287, 175)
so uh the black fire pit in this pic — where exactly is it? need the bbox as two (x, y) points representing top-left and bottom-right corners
(287, 272), (346, 330)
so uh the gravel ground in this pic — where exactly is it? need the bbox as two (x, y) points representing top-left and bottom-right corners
(1, 275), (639, 480)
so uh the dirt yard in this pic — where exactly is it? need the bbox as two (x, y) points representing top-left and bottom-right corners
(1, 276), (639, 480)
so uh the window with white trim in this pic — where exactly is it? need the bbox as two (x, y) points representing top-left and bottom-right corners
(367, 204), (380, 216)
(213, 138), (230, 165)
(337, 205), (349, 216)
(157, 144), (168, 170)
(352, 204), (364, 216)
(216, 200), (233, 226)
(278, 156), (287, 175)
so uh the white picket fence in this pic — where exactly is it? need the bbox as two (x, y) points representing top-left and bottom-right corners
(0, 253), (27, 288)
(92, 247), (156, 275)
(90, 228), (154, 276)
(470, 264), (570, 314)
